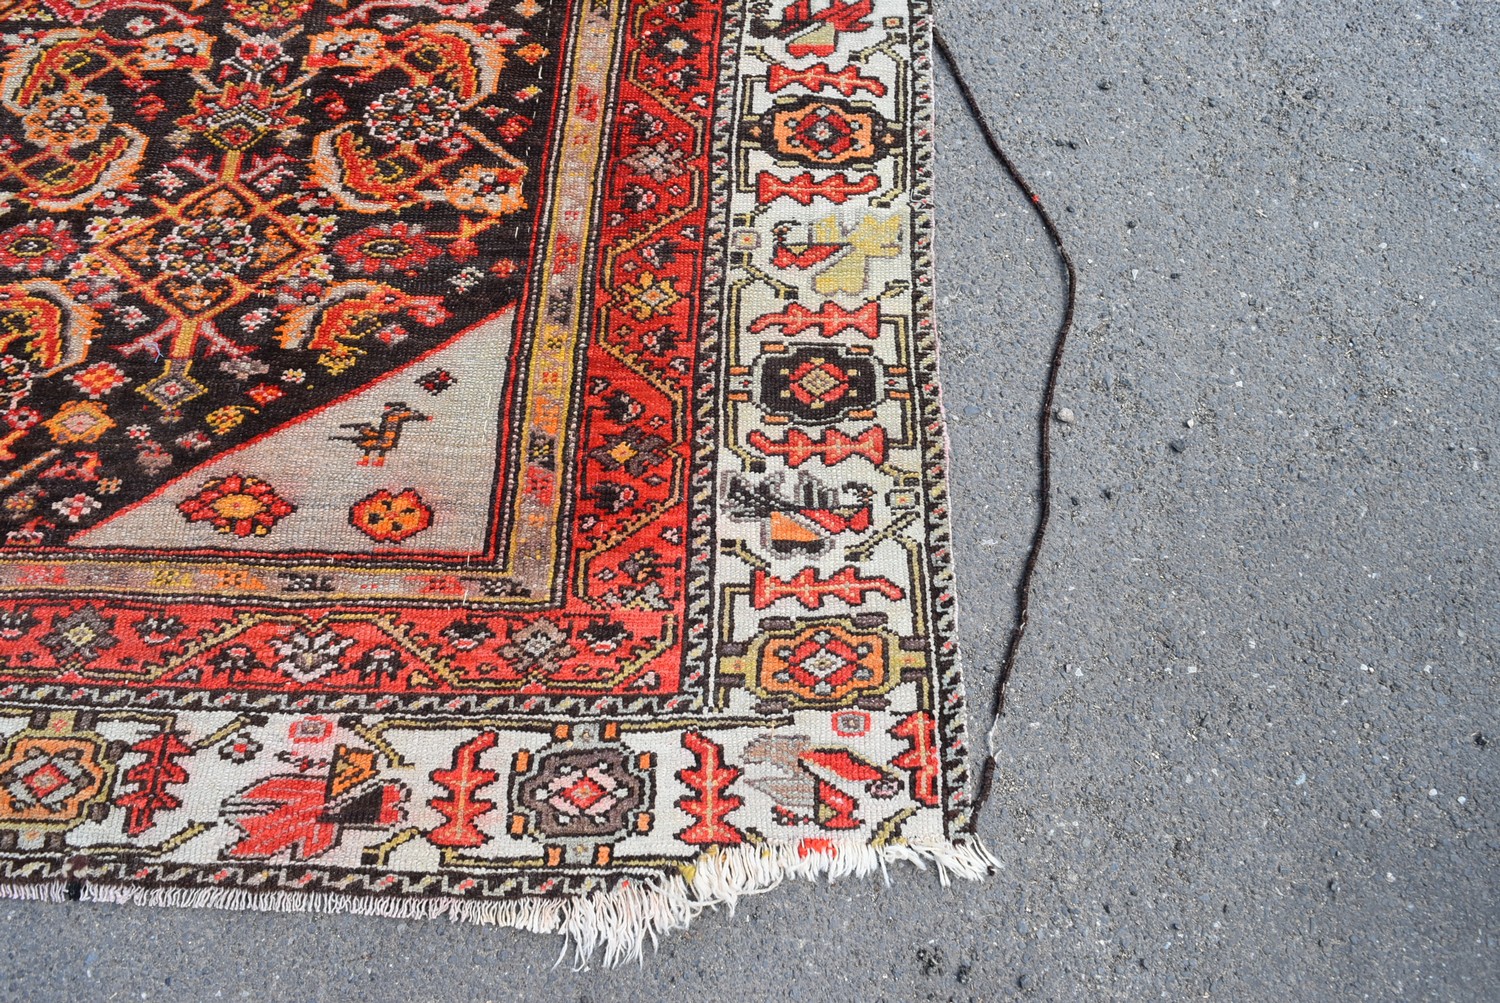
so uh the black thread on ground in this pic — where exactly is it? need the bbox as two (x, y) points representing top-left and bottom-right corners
(931, 28), (1077, 836)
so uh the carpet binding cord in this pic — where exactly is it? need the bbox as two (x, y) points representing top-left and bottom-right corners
(0, 837), (996, 968)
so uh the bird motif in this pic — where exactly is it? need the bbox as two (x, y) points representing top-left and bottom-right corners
(330, 401), (429, 467)
(771, 220), (848, 271)
(744, 734), (899, 830)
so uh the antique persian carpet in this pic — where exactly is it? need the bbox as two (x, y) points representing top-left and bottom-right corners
(0, 0), (992, 958)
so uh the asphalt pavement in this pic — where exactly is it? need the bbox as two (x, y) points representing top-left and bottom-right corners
(2, 2), (1495, 1000)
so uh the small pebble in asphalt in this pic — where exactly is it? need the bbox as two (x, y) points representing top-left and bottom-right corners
(1169, 438), (1188, 453)
(1056, 407), (1076, 424)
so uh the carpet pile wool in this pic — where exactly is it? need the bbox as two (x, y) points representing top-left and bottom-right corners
(0, 0), (992, 960)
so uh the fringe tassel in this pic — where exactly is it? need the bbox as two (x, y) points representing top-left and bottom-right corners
(0, 836), (995, 967)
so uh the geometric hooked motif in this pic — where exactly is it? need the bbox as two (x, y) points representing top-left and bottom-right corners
(0, 0), (991, 961)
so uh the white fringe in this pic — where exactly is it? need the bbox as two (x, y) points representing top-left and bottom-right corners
(0, 836), (996, 967)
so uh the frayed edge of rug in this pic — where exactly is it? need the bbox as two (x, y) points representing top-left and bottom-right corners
(0, 836), (995, 967)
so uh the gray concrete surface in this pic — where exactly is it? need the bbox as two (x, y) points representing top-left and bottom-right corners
(3, 2), (1495, 1000)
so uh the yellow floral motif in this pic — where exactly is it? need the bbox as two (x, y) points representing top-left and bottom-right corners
(807, 215), (902, 296)
(285, 216), (341, 244)
(204, 405), (255, 435)
(84, 217), (141, 245)
(614, 271), (681, 321)
(224, 0), (313, 30)
(317, 350), (362, 375)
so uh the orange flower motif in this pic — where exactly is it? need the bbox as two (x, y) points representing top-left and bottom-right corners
(43, 400), (114, 445)
(334, 223), (442, 277)
(21, 90), (112, 150)
(350, 488), (432, 544)
(443, 165), (527, 217)
(178, 474), (295, 537)
(61, 362), (128, 402)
